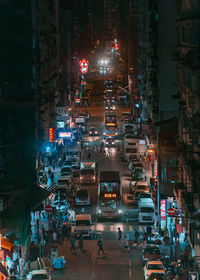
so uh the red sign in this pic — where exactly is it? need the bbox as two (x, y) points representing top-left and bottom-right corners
(0, 250), (4, 261)
(45, 205), (53, 213)
(167, 208), (175, 216)
(79, 58), (89, 74)
(176, 224), (183, 233)
(160, 200), (166, 221)
(48, 128), (54, 142)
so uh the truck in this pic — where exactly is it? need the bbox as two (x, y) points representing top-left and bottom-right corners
(74, 116), (86, 133)
(80, 161), (97, 184)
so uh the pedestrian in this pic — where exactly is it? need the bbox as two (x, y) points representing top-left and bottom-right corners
(123, 235), (130, 252)
(50, 172), (54, 184)
(88, 151), (91, 160)
(143, 230), (147, 242)
(70, 237), (76, 253)
(147, 225), (152, 240)
(118, 227), (122, 243)
(97, 236), (106, 256)
(134, 229), (139, 245)
(78, 234), (84, 250)
(53, 231), (57, 245)
(184, 232), (188, 242)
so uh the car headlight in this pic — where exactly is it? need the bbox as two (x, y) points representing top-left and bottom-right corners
(112, 142), (114, 144)
(118, 209), (123, 214)
(95, 131), (97, 134)
(98, 209), (101, 213)
(93, 176), (95, 180)
(80, 176), (83, 180)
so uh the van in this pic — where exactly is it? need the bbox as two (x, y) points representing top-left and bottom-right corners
(74, 214), (93, 238)
(74, 187), (90, 206)
(138, 198), (155, 224)
(124, 147), (138, 161)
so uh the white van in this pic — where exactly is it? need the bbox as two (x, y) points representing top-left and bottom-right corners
(138, 198), (155, 224)
(74, 214), (93, 238)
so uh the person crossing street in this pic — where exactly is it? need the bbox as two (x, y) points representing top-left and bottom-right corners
(97, 236), (106, 256)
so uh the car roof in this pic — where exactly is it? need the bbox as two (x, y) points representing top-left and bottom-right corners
(31, 270), (48, 275)
(147, 260), (163, 264)
(76, 214), (91, 220)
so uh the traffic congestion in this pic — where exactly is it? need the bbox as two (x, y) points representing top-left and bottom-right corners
(30, 79), (191, 280)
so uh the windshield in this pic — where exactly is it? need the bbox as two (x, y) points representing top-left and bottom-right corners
(144, 247), (160, 254)
(100, 182), (119, 192)
(81, 169), (94, 175)
(140, 193), (151, 198)
(99, 200), (120, 209)
(147, 264), (163, 270)
(61, 167), (72, 173)
(58, 179), (69, 185)
(32, 274), (49, 280)
(125, 148), (137, 153)
(105, 115), (116, 123)
(76, 190), (88, 198)
(141, 207), (154, 213)
(76, 220), (90, 226)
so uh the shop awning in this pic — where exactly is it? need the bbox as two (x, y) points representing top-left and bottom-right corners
(0, 237), (12, 250)
(0, 262), (8, 277)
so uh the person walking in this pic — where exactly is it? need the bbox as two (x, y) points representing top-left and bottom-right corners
(118, 227), (122, 243)
(147, 225), (152, 240)
(70, 237), (76, 254)
(134, 229), (139, 245)
(50, 172), (54, 184)
(123, 235), (130, 252)
(78, 235), (84, 250)
(97, 236), (106, 256)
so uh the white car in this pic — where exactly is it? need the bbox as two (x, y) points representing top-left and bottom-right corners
(74, 187), (90, 206)
(26, 269), (51, 280)
(144, 260), (165, 280)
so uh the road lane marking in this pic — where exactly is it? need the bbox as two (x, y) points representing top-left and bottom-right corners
(129, 259), (132, 279)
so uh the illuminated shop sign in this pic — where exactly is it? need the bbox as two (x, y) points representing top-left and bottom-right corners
(48, 128), (54, 142)
(57, 121), (64, 128)
(59, 132), (71, 138)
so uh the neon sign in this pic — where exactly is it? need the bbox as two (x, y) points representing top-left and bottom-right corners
(79, 58), (89, 74)
(48, 128), (54, 142)
(59, 132), (71, 138)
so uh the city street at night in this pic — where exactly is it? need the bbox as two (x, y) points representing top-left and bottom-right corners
(0, 1), (200, 280)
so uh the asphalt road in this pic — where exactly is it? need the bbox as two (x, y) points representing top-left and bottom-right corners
(52, 83), (145, 280)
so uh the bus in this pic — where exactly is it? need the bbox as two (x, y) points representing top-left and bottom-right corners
(97, 171), (123, 219)
(104, 111), (118, 138)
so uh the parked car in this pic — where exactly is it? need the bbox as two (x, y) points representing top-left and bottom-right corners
(144, 260), (165, 280)
(89, 127), (98, 136)
(26, 269), (51, 280)
(74, 187), (90, 206)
